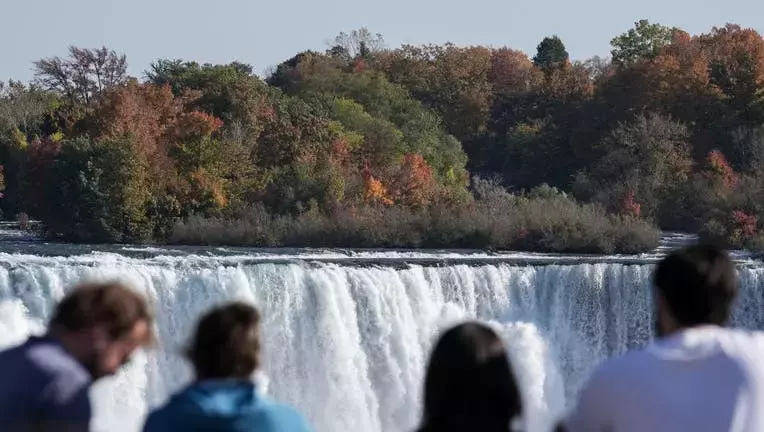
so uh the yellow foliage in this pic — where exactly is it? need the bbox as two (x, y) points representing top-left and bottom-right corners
(11, 128), (27, 150)
(364, 174), (393, 205)
(50, 132), (65, 142)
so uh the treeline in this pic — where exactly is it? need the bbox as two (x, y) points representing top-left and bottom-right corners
(2, 22), (764, 252)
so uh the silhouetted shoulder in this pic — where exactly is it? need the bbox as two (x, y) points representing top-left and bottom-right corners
(0, 338), (92, 429)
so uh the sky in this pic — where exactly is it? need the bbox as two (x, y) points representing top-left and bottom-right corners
(2, 0), (762, 83)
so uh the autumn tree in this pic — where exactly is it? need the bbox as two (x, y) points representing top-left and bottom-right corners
(388, 153), (438, 206)
(703, 150), (739, 189)
(702, 25), (764, 129)
(362, 161), (392, 205)
(87, 80), (255, 228)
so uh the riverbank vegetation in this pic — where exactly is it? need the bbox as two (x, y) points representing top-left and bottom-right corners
(170, 181), (659, 254)
(2, 21), (764, 252)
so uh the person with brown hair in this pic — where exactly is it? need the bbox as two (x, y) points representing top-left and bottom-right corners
(418, 321), (524, 432)
(143, 301), (313, 432)
(0, 280), (154, 432)
(564, 244), (764, 432)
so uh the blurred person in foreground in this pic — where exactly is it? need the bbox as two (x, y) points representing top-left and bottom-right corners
(564, 244), (764, 432)
(418, 321), (524, 432)
(0, 281), (155, 432)
(142, 301), (313, 432)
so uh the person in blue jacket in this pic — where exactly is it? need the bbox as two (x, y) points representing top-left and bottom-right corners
(143, 302), (313, 432)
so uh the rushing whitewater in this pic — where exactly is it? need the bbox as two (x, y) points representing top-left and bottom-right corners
(1, 247), (764, 432)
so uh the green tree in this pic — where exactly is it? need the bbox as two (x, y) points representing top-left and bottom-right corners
(611, 20), (679, 67)
(145, 60), (267, 121)
(42, 136), (153, 242)
(0, 81), (55, 136)
(272, 52), (468, 181)
(533, 36), (569, 71)
(574, 114), (693, 220)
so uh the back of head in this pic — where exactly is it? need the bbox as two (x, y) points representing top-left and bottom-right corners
(188, 302), (261, 380)
(420, 322), (522, 432)
(653, 244), (737, 327)
(51, 281), (154, 343)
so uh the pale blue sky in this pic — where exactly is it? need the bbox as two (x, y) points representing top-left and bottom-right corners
(2, 0), (762, 82)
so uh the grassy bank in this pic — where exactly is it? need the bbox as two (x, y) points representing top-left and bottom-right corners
(169, 188), (660, 254)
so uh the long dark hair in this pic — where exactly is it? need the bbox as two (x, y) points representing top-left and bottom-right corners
(419, 322), (523, 432)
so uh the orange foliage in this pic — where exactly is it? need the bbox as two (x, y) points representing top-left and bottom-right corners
(91, 81), (233, 212)
(644, 38), (712, 111)
(94, 82), (181, 178)
(174, 111), (224, 140)
(390, 153), (437, 206)
(489, 48), (537, 95)
(362, 161), (392, 205)
(189, 168), (228, 209)
(623, 24), (764, 120)
(700, 25), (764, 93)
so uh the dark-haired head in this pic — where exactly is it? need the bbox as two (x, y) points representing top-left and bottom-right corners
(653, 244), (737, 336)
(187, 302), (261, 380)
(420, 322), (523, 432)
(50, 281), (154, 379)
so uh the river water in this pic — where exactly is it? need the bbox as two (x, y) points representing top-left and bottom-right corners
(0, 230), (762, 432)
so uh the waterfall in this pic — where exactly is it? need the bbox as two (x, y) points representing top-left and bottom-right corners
(1, 253), (763, 432)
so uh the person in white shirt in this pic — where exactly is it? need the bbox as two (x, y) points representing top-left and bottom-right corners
(563, 244), (764, 432)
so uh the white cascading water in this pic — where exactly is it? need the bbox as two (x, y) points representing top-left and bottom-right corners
(1, 252), (764, 432)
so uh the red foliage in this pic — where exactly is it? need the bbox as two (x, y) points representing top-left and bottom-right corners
(619, 189), (641, 218)
(352, 59), (367, 73)
(95, 82), (181, 160)
(732, 210), (758, 237)
(91, 82), (229, 199)
(703, 150), (739, 188)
